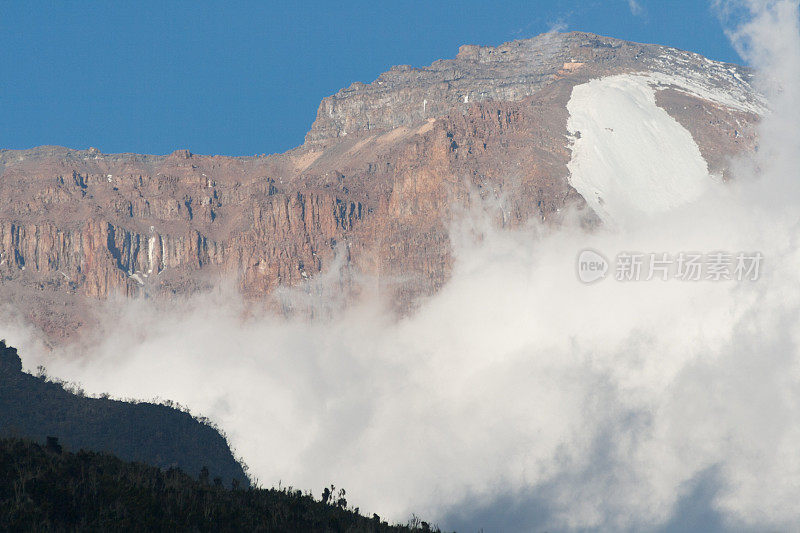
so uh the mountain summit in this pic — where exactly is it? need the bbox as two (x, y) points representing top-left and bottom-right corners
(0, 32), (762, 341)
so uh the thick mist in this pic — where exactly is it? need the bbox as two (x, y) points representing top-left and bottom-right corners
(4, 1), (800, 530)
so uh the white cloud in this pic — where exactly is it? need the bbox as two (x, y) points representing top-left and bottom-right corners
(628, 0), (645, 16)
(547, 19), (569, 34)
(4, 1), (800, 531)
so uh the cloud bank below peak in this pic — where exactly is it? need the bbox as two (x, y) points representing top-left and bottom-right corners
(4, 1), (800, 531)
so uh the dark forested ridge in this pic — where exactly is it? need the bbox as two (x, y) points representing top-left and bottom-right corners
(0, 340), (248, 486)
(0, 438), (435, 532)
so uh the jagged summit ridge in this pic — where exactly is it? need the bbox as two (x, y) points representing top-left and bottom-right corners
(306, 31), (762, 144)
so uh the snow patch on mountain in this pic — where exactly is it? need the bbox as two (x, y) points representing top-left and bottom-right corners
(566, 73), (718, 226)
(647, 51), (768, 115)
(645, 69), (766, 115)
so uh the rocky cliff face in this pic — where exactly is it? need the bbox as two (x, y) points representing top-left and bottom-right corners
(0, 32), (762, 342)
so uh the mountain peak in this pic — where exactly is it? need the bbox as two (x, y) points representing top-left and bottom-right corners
(305, 32), (759, 145)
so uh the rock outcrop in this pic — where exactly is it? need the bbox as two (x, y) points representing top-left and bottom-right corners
(0, 32), (762, 341)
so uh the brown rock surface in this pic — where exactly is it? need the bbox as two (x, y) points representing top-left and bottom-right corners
(0, 32), (763, 342)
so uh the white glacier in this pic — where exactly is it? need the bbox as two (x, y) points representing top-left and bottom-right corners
(566, 73), (718, 227)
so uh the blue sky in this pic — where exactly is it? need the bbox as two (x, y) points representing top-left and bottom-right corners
(1, 0), (743, 156)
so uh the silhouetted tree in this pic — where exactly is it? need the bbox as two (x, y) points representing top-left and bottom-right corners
(0, 438), (437, 531)
(45, 436), (62, 454)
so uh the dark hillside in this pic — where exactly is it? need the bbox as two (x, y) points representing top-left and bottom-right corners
(0, 438), (431, 532)
(0, 340), (247, 486)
